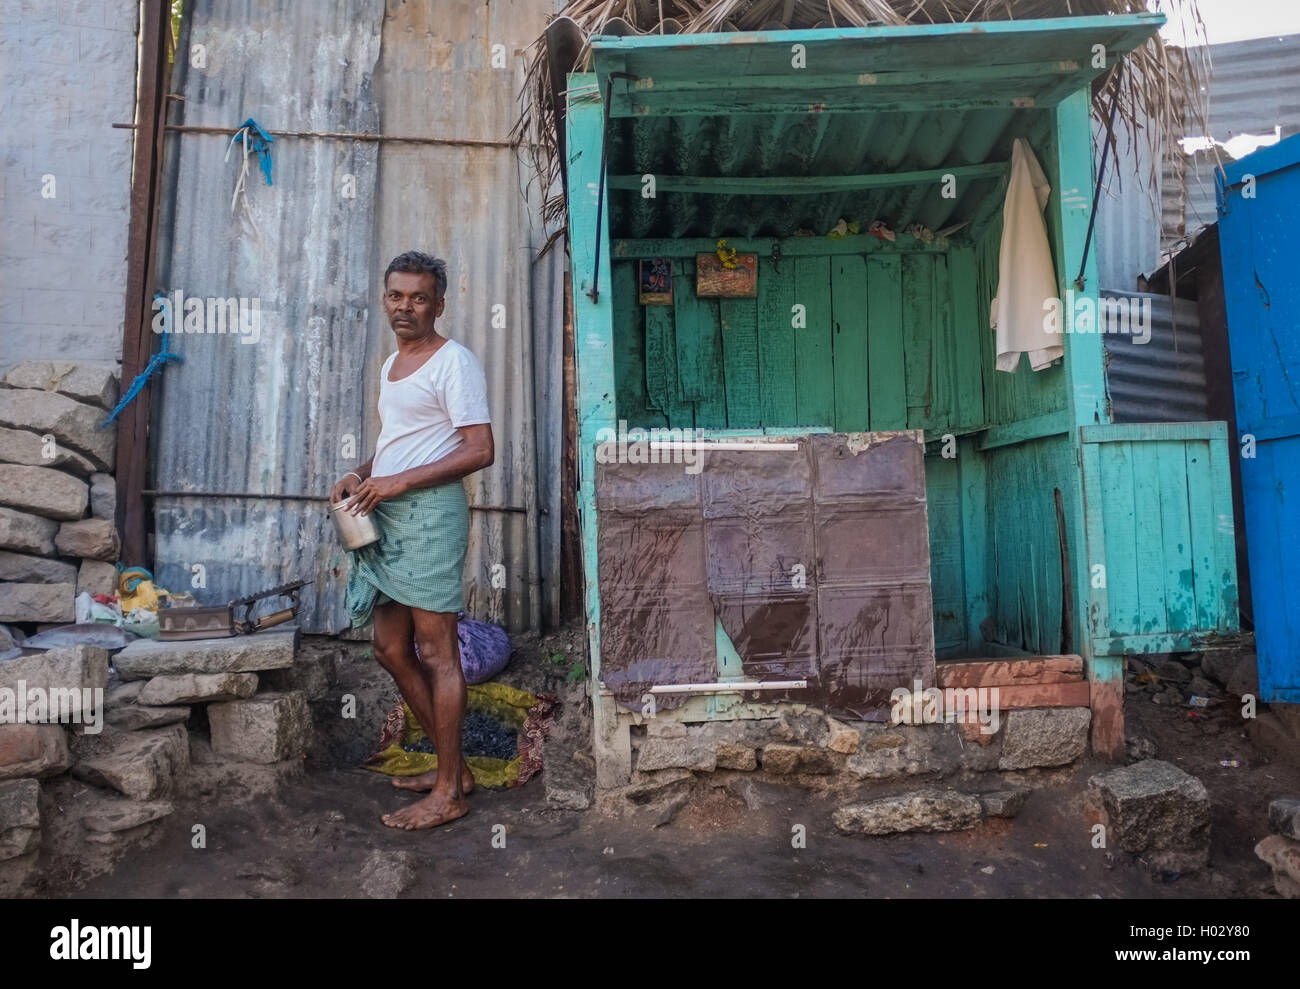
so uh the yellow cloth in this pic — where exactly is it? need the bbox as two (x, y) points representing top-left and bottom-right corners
(365, 681), (538, 790)
(118, 578), (161, 613)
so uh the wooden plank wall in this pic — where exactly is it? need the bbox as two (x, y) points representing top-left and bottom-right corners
(611, 248), (984, 435)
(611, 231), (1079, 660)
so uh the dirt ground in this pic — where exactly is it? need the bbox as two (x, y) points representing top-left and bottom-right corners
(37, 631), (1300, 900)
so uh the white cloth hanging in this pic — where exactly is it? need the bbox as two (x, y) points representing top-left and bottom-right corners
(992, 138), (1061, 373)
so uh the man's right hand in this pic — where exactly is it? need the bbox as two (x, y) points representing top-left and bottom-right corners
(330, 473), (361, 505)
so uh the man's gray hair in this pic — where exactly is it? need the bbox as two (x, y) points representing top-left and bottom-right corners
(384, 251), (448, 300)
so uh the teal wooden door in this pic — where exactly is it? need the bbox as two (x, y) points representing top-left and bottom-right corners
(1080, 423), (1240, 658)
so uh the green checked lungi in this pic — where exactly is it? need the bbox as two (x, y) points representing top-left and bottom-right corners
(344, 481), (469, 626)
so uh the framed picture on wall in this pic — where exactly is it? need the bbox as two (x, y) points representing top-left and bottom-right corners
(638, 258), (673, 305)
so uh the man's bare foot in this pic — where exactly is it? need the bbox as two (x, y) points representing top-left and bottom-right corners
(381, 791), (469, 831)
(392, 761), (473, 794)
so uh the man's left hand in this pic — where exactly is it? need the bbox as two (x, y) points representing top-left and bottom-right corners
(348, 474), (408, 516)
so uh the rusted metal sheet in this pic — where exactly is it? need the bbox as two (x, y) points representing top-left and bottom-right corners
(594, 432), (935, 718)
(366, 0), (560, 634)
(150, 0), (565, 634)
(151, 0), (385, 634)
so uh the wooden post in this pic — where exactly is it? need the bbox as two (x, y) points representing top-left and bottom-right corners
(565, 75), (624, 786)
(115, 0), (172, 568)
(1053, 87), (1125, 760)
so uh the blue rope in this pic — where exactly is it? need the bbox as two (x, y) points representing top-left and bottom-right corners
(233, 116), (274, 186)
(100, 293), (184, 428)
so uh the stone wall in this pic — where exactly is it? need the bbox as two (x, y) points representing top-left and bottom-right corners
(606, 704), (1093, 827)
(0, 632), (319, 896)
(0, 362), (122, 636)
(0, 0), (139, 370)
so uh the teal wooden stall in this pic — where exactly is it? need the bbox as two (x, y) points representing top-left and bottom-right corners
(563, 16), (1242, 787)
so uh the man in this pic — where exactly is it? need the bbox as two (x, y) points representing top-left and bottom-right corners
(331, 251), (494, 831)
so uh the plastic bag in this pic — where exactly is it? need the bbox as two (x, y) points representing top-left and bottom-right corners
(412, 615), (511, 685)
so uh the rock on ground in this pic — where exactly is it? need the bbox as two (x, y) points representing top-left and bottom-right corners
(1088, 759), (1210, 873)
(80, 797), (173, 834)
(979, 789), (1031, 818)
(359, 849), (418, 898)
(1254, 835), (1300, 899)
(724, 776), (798, 810)
(70, 724), (190, 800)
(0, 778), (41, 861)
(620, 768), (694, 826)
(544, 754), (594, 811)
(208, 691), (311, 764)
(998, 708), (1091, 770)
(834, 789), (983, 835)
(0, 723), (71, 781)
(1269, 799), (1300, 840)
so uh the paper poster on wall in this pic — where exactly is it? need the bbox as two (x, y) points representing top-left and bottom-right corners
(696, 247), (757, 298)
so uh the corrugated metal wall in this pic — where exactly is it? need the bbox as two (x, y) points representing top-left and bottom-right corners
(1094, 114), (1162, 292)
(1162, 33), (1300, 253)
(1098, 34), (1300, 287)
(150, 0), (564, 634)
(1102, 289), (1208, 424)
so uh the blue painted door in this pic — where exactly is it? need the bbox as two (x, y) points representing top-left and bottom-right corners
(1218, 133), (1300, 702)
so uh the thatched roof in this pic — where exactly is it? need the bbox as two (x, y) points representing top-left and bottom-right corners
(514, 0), (1210, 232)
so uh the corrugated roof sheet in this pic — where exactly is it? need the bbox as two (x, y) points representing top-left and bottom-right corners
(595, 19), (1160, 241)
(607, 108), (1031, 239)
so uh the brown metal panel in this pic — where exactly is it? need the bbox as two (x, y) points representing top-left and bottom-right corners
(706, 510), (817, 680)
(699, 446), (812, 518)
(594, 444), (701, 512)
(811, 432), (936, 719)
(596, 455), (713, 710)
(594, 431), (936, 718)
(702, 446), (817, 681)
